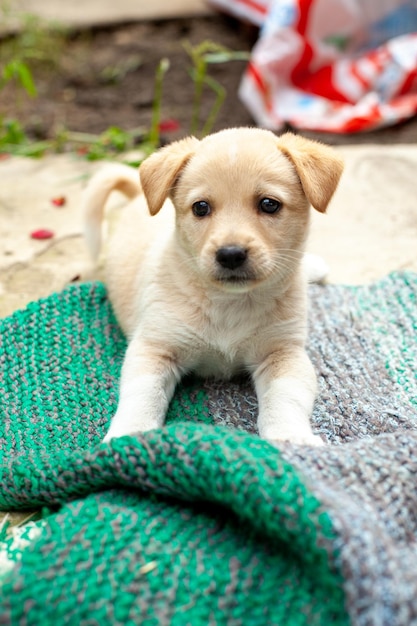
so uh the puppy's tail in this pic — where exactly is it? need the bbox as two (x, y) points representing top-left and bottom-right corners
(83, 163), (141, 260)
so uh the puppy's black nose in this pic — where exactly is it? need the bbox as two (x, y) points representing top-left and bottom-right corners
(216, 246), (248, 270)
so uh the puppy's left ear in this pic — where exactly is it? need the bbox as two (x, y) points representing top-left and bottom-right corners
(277, 133), (344, 213)
(139, 136), (200, 215)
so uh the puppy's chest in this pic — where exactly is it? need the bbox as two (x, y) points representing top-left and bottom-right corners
(186, 304), (271, 377)
(191, 332), (250, 378)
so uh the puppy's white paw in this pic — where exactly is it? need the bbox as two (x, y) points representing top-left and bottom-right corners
(268, 432), (324, 447)
(102, 420), (137, 442)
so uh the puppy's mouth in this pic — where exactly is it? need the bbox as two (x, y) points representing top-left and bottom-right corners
(218, 272), (254, 283)
(213, 269), (259, 290)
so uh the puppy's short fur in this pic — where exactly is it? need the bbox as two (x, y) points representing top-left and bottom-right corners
(84, 127), (343, 445)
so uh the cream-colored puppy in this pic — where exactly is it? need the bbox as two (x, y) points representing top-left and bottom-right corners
(84, 127), (343, 445)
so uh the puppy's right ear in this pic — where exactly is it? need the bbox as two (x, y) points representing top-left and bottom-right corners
(139, 136), (199, 215)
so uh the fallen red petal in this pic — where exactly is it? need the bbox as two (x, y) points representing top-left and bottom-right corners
(158, 119), (180, 133)
(51, 196), (66, 207)
(30, 229), (55, 240)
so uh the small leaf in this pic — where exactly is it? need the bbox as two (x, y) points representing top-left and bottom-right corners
(16, 62), (37, 97)
(1, 119), (26, 145)
(2, 61), (37, 97)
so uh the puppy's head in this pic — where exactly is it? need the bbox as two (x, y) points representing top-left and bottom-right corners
(139, 128), (343, 293)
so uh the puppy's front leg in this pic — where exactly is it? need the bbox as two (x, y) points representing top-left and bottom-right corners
(253, 347), (323, 446)
(103, 338), (180, 442)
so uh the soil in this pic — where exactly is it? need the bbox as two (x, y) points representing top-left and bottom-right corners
(2, 13), (417, 149)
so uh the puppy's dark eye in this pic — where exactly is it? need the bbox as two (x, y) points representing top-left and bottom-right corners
(259, 198), (282, 214)
(192, 200), (211, 217)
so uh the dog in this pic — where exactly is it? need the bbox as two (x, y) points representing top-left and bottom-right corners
(83, 127), (343, 446)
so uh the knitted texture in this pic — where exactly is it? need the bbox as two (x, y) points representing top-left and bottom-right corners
(1, 273), (417, 625)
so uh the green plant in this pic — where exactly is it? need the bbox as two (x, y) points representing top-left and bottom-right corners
(0, 14), (250, 162)
(0, 120), (148, 160)
(77, 126), (146, 162)
(0, 7), (69, 155)
(183, 40), (249, 137)
(0, 12), (67, 72)
(1, 59), (37, 96)
(0, 119), (50, 156)
(147, 58), (170, 153)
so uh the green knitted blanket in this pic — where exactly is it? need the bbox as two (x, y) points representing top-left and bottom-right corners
(1, 273), (417, 625)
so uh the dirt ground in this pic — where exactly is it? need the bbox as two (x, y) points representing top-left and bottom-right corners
(1, 16), (254, 145)
(3, 14), (417, 147)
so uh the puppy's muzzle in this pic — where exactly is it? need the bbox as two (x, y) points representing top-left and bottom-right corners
(216, 245), (248, 270)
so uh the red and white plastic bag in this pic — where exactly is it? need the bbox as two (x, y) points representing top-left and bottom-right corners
(208, 0), (417, 132)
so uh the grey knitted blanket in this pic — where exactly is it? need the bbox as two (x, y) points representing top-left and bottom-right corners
(1, 272), (417, 625)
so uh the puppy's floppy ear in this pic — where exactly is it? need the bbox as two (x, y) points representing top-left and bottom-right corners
(139, 136), (199, 215)
(277, 133), (344, 213)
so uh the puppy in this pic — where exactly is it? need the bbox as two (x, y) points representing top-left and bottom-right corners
(83, 127), (343, 446)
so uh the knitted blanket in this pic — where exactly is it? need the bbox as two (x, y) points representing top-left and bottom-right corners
(1, 273), (417, 625)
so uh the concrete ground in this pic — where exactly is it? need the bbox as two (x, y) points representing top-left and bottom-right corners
(1, 0), (212, 33)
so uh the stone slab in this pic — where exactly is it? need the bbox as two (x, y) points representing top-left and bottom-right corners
(1, 0), (212, 34)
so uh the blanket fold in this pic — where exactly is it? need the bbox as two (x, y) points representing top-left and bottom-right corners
(0, 426), (347, 625)
(1, 274), (417, 625)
